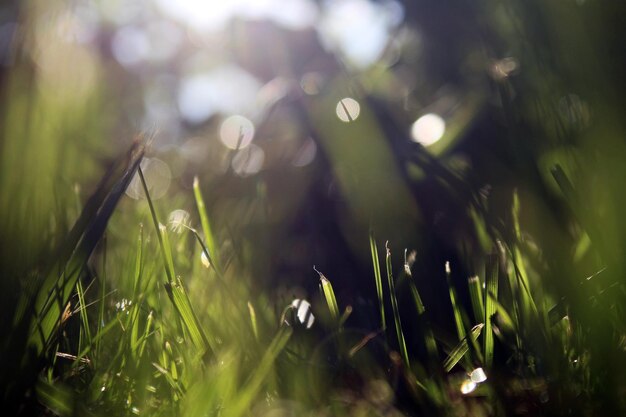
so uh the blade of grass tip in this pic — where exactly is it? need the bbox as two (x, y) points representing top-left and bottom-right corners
(445, 262), (465, 342)
(385, 243), (410, 368)
(137, 311), (154, 360)
(484, 254), (499, 368)
(511, 191), (537, 319)
(193, 176), (221, 274)
(248, 302), (259, 341)
(187, 227), (238, 303)
(443, 324), (484, 372)
(339, 305), (353, 327)
(369, 230), (386, 331)
(404, 251), (438, 362)
(468, 275), (485, 325)
(30, 139), (145, 353)
(314, 266), (340, 325)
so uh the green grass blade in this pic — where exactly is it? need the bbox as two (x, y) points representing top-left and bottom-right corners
(511, 192), (538, 319)
(315, 267), (340, 324)
(445, 261), (466, 342)
(369, 230), (386, 331)
(137, 310), (154, 360)
(36, 378), (74, 416)
(131, 225), (144, 296)
(138, 166), (173, 283)
(130, 226), (144, 357)
(159, 224), (177, 284)
(193, 176), (221, 274)
(404, 253), (438, 362)
(164, 277), (212, 354)
(385, 243), (410, 368)
(75, 279), (92, 356)
(443, 324), (484, 372)
(223, 327), (292, 417)
(468, 275), (485, 325)
(247, 302), (259, 341)
(15, 138), (144, 328)
(95, 235), (107, 364)
(29, 141), (145, 353)
(484, 254), (499, 368)
(139, 167), (211, 356)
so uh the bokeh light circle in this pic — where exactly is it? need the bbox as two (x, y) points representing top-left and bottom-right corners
(220, 115), (255, 150)
(410, 113), (446, 146)
(335, 97), (360, 122)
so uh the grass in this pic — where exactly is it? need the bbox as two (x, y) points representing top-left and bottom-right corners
(0, 141), (623, 416)
(1, 2), (626, 415)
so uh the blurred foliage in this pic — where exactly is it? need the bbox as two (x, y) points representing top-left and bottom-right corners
(1, 0), (625, 416)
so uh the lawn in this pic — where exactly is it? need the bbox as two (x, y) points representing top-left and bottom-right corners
(0, 1), (625, 416)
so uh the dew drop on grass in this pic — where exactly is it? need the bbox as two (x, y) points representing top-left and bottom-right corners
(200, 251), (211, 268)
(115, 298), (132, 313)
(167, 209), (190, 234)
(470, 367), (487, 383)
(460, 379), (477, 394)
(335, 97), (360, 122)
(290, 298), (315, 329)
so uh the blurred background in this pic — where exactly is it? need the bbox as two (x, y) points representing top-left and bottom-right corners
(1, 0), (626, 406)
